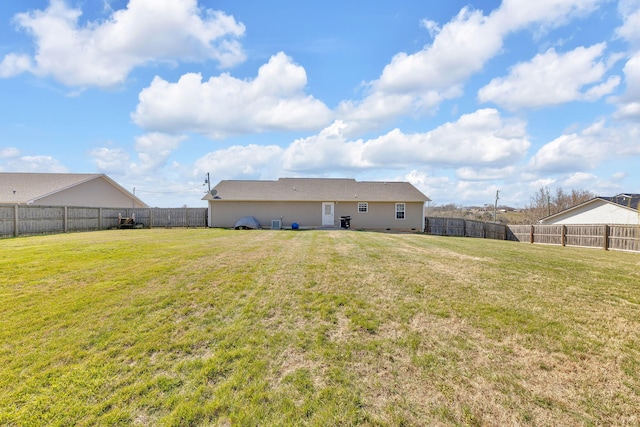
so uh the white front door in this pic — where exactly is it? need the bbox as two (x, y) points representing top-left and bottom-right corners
(322, 202), (335, 226)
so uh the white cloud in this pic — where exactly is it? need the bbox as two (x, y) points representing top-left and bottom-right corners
(378, 7), (501, 96)
(562, 172), (598, 188)
(560, 172), (626, 197)
(193, 144), (284, 179)
(1, 0), (246, 87)
(402, 169), (530, 208)
(420, 19), (441, 39)
(336, 93), (417, 137)
(402, 170), (450, 201)
(283, 109), (530, 172)
(362, 109), (529, 168)
(615, 101), (640, 119)
(0, 147), (21, 158)
(376, 0), (600, 96)
(615, 123), (640, 154)
(478, 44), (619, 109)
(89, 147), (132, 174)
(0, 155), (68, 173)
(455, 166), (516, 181)
(89, 133), (186, 175)
(616, 0), (640, 45)
(282, 121), (367, 172)
(0, 147), (68, 172)
(614, 53), (640, 120)
(337, 0), (604, 133)
(0, 54), (33, 78)
(338, 5), (502, 130)
(132, 133), (186, 173)
(528, 121), (624, 173)
(132, 52), (332, 138)
(492, 0), (602, 33)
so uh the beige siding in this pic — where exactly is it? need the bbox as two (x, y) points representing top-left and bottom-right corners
(209, 202), (317, 228)
(209, 200), (424, 230)
(338, 202), (423, 230)
(37, 178), (145, 208)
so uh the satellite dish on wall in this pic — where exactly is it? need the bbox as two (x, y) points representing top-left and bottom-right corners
(210, 189), (217, 196)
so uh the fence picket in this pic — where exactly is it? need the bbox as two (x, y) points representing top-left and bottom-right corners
(0, 205), (208, 238)
(425, 217), (639, 253)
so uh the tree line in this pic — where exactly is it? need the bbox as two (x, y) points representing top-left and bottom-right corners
(427, 187), (596, 224)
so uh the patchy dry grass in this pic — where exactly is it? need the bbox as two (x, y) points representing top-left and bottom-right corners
(1, 229), (639, 426)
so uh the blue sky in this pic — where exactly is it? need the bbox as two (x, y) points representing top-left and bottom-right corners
(1, 0), (639, 208)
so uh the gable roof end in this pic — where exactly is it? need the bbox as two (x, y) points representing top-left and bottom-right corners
(0, 172), (148, 207)
(540, 193), (640, 223)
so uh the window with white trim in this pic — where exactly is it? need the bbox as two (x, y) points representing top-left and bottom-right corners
(358, 202), (368, 213)
(395, 203), (405, 220)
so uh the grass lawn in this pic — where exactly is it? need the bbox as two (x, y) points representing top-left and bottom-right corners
(1, 229), (639, 426)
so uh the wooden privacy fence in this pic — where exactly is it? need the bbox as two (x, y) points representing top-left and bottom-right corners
(0, 205), (208, 238)
(425, 217), (639, 253)
(425, 217), (507, 240)
(508, 224), (640, 253)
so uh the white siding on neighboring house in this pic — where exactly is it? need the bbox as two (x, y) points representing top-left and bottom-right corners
(541, 199), (640, 225)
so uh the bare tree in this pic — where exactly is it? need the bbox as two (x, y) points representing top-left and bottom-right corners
(524, 187), (551, 223)
(524, 187), (595, 223)
(556, 188), (595, 212)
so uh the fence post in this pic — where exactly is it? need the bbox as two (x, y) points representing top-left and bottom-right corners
(14, 205), (19, 237)
(64, 206), (68, 233)
(603, 225), (609, 251)
(529, 225), (534, 244)
(561, 225), (566, 247)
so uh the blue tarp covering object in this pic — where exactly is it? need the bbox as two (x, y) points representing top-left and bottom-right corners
(234, 216), (262, 229)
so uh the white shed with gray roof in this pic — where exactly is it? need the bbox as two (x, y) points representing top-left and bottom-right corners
(539, 193), (640, 225)
(202, 178), (430, 231)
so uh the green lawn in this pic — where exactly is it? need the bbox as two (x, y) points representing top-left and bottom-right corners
(1, 229), (639, 426)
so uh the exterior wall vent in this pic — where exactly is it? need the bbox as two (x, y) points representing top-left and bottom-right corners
(271, 219), (282, 230)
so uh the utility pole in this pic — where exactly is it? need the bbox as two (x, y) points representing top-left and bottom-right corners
(494, 190), (500, 223)
(204, 173), (210, 193)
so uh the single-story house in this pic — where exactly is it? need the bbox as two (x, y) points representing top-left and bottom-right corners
(202, 178), (430, 231)
(539, 193), (640, 225)
(0, 173), (148, 208)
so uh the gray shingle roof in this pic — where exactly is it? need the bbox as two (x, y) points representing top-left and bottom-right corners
(204, 178), (430, 202)
(600, 193), (640, 210)
(1, 173), (98, 204)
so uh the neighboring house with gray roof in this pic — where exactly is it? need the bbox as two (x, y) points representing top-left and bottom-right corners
(202, 178), (431, 231)
(0, 173), (148, 208)
(539, 193), (640, 225)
